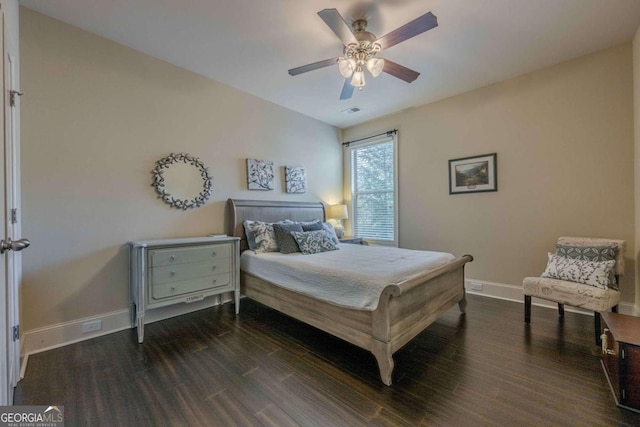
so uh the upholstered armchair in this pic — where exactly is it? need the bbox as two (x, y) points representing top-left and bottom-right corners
(523, 237), (625, 346)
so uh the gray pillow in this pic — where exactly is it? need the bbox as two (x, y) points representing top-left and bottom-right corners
(291, 230), (339, 255)
(273, 222), (303, 254)
(242, 220), (259, 250)
(301, 220), (324, 232)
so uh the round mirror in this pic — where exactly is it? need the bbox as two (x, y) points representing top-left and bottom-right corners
(151, 153), (213, 210)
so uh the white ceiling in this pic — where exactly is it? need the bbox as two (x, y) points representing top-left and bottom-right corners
(18, 0), (640, 129)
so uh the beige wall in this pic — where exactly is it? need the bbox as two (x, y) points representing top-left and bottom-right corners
(344, 44), (636, 303)
(20, 8), (342, 331)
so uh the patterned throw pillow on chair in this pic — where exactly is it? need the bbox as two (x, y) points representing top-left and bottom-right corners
(542, 253), (615, 289)
(555, 244), (618, 289)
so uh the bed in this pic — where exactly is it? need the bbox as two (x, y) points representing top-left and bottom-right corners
(226, 198), (473, 385)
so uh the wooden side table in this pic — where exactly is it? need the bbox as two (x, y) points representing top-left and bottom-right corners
(600, 311), (640, 413)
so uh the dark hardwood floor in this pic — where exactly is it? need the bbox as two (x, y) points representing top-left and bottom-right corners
(14, 295), (640, 426)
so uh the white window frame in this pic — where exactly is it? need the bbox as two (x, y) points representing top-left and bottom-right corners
(344, 132), (398, 247)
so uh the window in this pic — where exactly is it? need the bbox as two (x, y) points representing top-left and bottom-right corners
(346, 133), (398, 245)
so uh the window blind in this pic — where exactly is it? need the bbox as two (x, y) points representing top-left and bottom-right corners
(350, 140), (395, 241)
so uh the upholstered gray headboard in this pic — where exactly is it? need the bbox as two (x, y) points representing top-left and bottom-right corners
(226, 199), (326, 251)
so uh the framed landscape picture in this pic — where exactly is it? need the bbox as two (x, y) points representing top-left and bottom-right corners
(448, 153), (497, 194)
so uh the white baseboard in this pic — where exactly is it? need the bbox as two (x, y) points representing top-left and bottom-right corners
(20, 295), (230, 377)
(465, 278), (636, 316)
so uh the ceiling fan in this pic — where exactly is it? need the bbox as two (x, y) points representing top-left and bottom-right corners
(288, 8), (438, 100)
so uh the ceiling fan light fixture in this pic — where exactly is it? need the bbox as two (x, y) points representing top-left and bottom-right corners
(351, 67), (366, 88)
(366, 57), (385, 77)
(338, 57), (356, 78)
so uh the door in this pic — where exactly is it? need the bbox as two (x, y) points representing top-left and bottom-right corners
(0, 9), (26, 405)
(0, 10), (8, 406)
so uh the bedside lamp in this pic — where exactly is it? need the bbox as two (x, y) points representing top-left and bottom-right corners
(327, 204), (348, 238)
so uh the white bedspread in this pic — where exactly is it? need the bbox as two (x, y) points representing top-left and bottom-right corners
(240, 244), (455, 310)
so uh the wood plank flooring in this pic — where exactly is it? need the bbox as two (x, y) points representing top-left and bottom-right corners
(14, 295), (640, 426)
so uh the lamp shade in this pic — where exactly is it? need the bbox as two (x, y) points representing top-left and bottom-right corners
(338, 58), (356, 78)
(366, 57), (385, 77)
(350, 68), (366, 88)
(327, 204), (348, 220)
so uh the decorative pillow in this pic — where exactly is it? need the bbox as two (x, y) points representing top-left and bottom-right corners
(322, 221), (340, 245)
(291, 230), (339, 255)
(556, 244), (618, 289)
(300, 220), (324, 232)
(542, 253), (615, 289)
(243, 220), (292, 252)
(243, 220), (260, 250)
(273, 222), (303, 254)
(556, 244), (617, 261)
(245, 221), (278, 253)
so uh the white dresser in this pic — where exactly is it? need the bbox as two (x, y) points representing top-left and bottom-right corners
(128, 236), (240, 343)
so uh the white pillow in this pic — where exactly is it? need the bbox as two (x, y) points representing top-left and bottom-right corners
(541, 253), (615, 289)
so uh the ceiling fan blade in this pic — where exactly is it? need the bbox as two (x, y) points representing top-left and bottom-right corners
(340, 79), (354, 100)
(318, 9), (358, 46)
(383, 59), (420, 83)
(288, 57), (339, 76)
(376, 12), (438, 51)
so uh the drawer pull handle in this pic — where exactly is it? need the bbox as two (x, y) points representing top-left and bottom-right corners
(212, 279), (217, 284)
(211, 252), (217, 257)
(212, 266), (216, 271)
(169, 256), (175, 262)
(169, 271), (176, 277)
(170, 287), (176, 293)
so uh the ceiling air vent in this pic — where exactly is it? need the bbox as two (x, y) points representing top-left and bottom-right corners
(341, 107), (361, 114)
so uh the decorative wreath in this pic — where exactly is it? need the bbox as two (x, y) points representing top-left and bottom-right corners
(151, 153), (213, 210)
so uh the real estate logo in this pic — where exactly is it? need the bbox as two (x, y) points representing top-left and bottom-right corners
(0, 405), (64, 427)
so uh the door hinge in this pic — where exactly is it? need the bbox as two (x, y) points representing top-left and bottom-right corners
(10, 208), (17, 224)
(9, 90), (22, 107)
(12, 325), (19, 341)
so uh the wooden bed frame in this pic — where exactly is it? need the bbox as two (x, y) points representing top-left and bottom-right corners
(226, 198), (473, 385)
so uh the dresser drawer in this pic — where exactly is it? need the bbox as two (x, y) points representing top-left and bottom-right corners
(151, 272), (232, 300)
(149, 244), (231, 267)
(129, 236), (240, 343)
(150, 258), (231, 285)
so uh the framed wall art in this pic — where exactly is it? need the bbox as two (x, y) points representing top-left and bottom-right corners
(448, 153), (497, 194)
(285, 166), (306, 194)
(247, 158), (274, 190)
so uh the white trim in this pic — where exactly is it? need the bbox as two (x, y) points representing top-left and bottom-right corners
(465, 278), (636, 316)
(20, 297), (230, 376)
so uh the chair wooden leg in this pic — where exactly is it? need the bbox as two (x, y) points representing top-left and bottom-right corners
(558, 303), (565, 318)
(612, 305), (619, 313)
(594, 312), (601, 347)
(524, 295), (531, 324)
